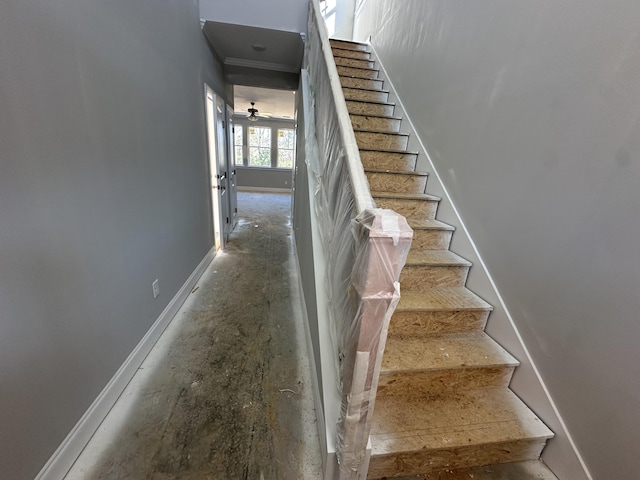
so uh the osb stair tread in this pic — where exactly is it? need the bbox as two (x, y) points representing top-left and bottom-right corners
(365, 168), (428, 177)
(346, 98), (395, 107)
(360, 147), (419, 155)
(370, 389), (554, 455)
(355, 128), (410, 136)
(350, 114), (401, 123)
(343, 86), (390, 95)
(408, 219), (455, 231)
(337, 65), (380, 79)
(371, 460), (558, 480)
(405, 250), (471, 267)
(329, 39), (369, 51)
(381, 333), (519, 374)
(396, 288), (493, 312)
(372, 192), (441, 202)
(331, 47), (372, 60)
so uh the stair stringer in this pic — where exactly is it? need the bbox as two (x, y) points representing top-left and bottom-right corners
(366, 43), (591, 480)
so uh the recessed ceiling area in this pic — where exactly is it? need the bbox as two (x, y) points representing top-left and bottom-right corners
(202, 21), (303, 90)
(234, 86), (296, 120)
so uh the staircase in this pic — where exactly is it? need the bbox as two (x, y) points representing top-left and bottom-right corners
(329, 39), (556, 480)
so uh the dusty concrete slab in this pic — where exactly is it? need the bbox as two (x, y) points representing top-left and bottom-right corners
(66, 192), (322, 480)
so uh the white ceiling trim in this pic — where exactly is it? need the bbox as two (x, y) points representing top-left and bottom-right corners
(224, 57), (300, 74)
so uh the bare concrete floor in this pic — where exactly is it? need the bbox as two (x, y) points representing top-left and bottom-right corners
(66, 192), (323, 480)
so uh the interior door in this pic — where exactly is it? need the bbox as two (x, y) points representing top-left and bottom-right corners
(205, 85), (224, 251)
(226, 104), (238, 232)
(215, 95), (231, 244)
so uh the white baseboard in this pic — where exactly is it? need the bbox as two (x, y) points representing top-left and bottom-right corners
(35, 247), (217, 480)
(237, 186), (291, 193)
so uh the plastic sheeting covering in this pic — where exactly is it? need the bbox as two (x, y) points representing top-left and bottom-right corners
(304, 2), (413, 477)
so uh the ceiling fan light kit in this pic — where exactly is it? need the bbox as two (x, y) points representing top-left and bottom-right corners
(248, 101), (259, 121)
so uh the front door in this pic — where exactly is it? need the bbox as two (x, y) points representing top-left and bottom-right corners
(214, 95), (231, 243)
(205, 84), (225, 251)
(226, 104), (239, 231)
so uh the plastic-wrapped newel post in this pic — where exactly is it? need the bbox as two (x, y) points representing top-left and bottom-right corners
(335, 209), (412, 478)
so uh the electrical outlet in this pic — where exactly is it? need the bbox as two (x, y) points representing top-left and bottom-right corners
(152, 279), (160, 298)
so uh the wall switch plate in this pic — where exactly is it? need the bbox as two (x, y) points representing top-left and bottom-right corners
(152, 279), (160, 298)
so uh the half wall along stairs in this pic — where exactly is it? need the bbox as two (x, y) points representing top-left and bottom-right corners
(329, 39), (557, 480)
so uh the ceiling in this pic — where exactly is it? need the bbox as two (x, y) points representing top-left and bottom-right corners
(234, 85), (296, 119)
(202, 21), (304, 90)
(201, 20), (302, 120)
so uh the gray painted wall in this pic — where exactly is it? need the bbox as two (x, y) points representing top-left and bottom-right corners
(200, 0), (308, 33)
(0, 1), (225, 478)
(237, 167), (293, 190)
(354, 1), (640, 478)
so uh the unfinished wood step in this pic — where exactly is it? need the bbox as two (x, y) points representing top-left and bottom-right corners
(350, 113), (400, 132)
(365, 169), (428, 195)
(334, 55), (375, 69)
(372, 192), (440, 220)
(400, 250), (471, 290)
(356, 129), (409, 151)
(343, 87), (390, 103)
(377, 333), (519, 396)
(331, 47), (371, 60)
(346, 99), (395, 116)
(340, 75), (384, 91)
(329, 38), (369, 52)
(336, 64), (379, 79)
(407, 219), (454, 250)
(390, 288), (492, 336)
(405, 460), (559, 480)
(368, 389), (554, 479)
(360, 149), (418, 171)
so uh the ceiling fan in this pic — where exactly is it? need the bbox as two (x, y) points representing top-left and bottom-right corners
(246, 102), (272, 122)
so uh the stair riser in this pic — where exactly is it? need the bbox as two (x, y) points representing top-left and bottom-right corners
(329, 39), (369, 52)
(400, 265), (469, 289)
(340, 76), (384, 90)
(411, 229), (452, 250)
(351, 114), (399, 132)
(332, 47), (371, 60)
(356, 131), (408, 150)
(367, 438), (549, 479)
(337, 65), (379, 79)
(373, 197), (437, 220)
(377, 366), (515, 397)
(360, 151), (417, 171)
(344, 88), (389, 103)
(390, 310), (490, 336)
(366, 172), (427, 194)
(335, 56), (375, 69)
(347, 101), (395, 118)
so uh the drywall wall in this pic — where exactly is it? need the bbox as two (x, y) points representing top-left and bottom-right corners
(354, 1), (640, 478)
(200, 0), (308, 34)
(237, 167), (292, 191)
(0, 1), (225, 478)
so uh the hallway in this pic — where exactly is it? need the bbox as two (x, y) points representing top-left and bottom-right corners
(66, 192), (323, 479)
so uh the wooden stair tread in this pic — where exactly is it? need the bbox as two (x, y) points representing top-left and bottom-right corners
(331, 47), (371, 60)
(370, 388), (554, 455)
(411, 460), (559, 480)
(346, 97), (394, 107)
(397, 288), (493, 312)
(359, 147), (418, 155)
(372, 191), (440, 202)
(365, 168), (428, 176)
(382, 333), (518, 374)
(405, 249), (471, 267)
(408, 218), (455, 231)
(354, 127), (409, 136)
(350, 113), (401, 121)
(329, 39), (370, 51)
(343, 85), (390, 94)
